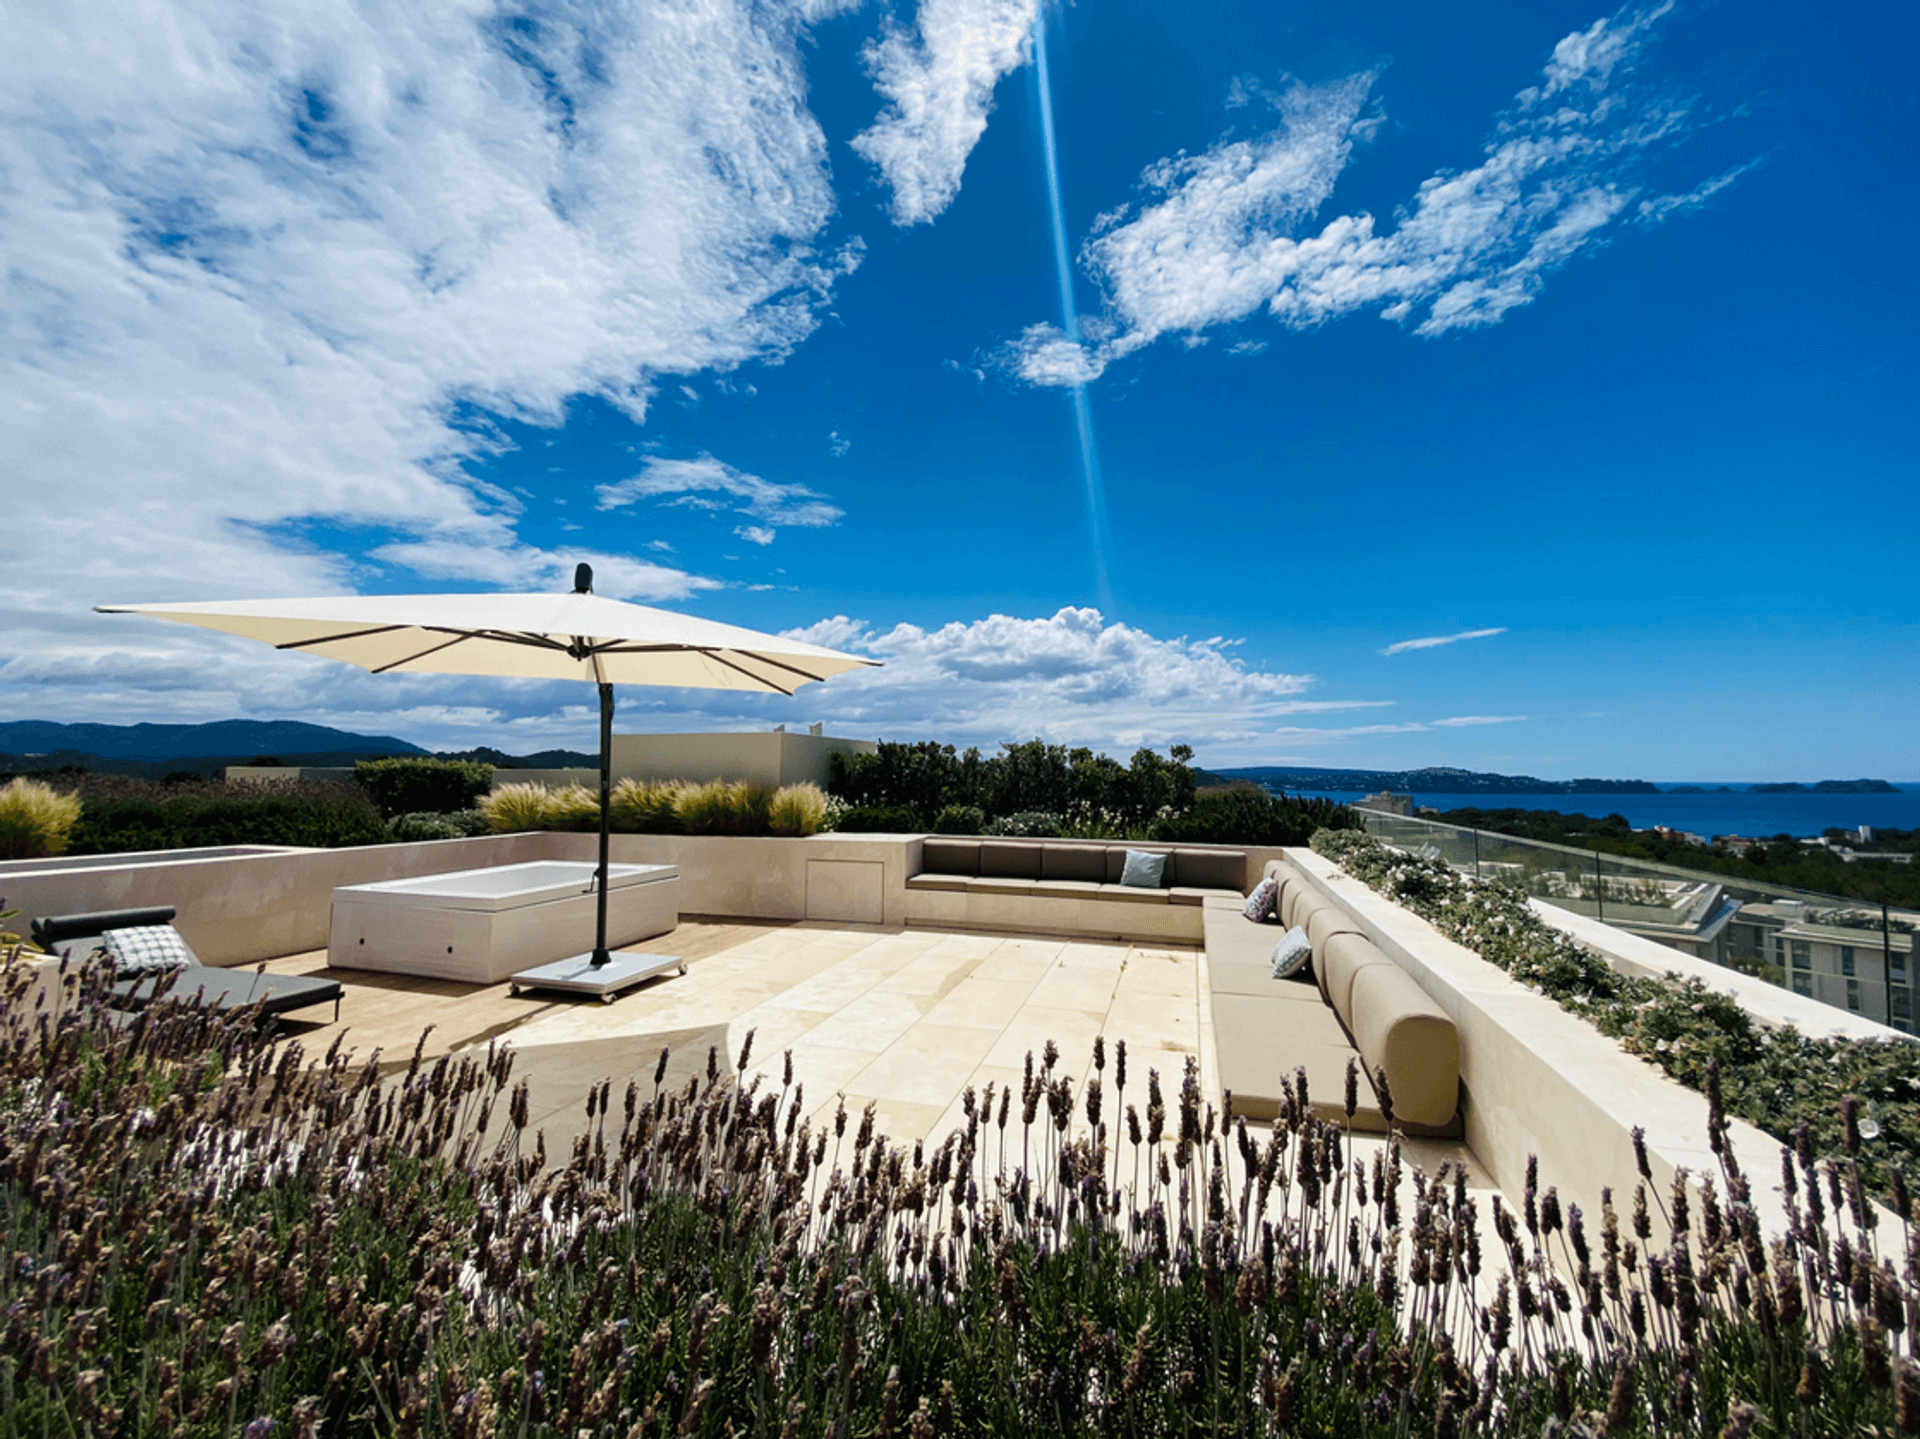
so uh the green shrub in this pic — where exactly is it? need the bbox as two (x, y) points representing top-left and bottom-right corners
(478, 781), (555, 832)
(386, 810), (492, 842)
(62, 775), (387, 853)
(984, 809), (1063, 837)
(767, 782), (828, 837)
(611, 777), (686, 833)
(1152, 785), (1363, 847)
(932, 802), (987, 834)
(0, 776), (82, 858)
(352, 756), (494, 818)
(831, 803), (923, 833)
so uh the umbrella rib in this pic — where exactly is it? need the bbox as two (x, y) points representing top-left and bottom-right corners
(702, 650), (799, 695)
(369, 632), (484, 675)
(590, 642), (834, 687)
(276, 624), (408, 652)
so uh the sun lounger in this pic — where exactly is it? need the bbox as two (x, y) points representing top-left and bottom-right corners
(29, 906), (343, 1023)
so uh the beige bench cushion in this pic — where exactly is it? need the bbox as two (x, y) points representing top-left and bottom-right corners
(1211, 993), (1371, 1125)
(1307, 906), (1364, 952)
(1320, 932), (1395, 1028)
(1348, 962), (1460, 1129)
(905, 872), (970, 893)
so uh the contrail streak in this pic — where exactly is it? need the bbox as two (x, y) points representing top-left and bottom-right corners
(1033, 7), (1113, 607)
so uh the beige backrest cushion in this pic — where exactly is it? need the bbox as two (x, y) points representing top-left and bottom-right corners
(1348, 963), (1460, 1129)
(1320, 932), (1394, 1027)
(1307, 906), (1364, 953)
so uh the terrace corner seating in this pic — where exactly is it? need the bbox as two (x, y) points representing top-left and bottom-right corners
(905, 839), (1248, 940)
(1205, 860), (1461, 1137)
(29, 906), (344, 1024)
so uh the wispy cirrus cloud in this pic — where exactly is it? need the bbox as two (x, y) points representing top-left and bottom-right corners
(596, 456), (843, 544)
(853, 0), (1039, 225)
(1004, 3), (1748, 387)
(1381, 627), (1508, 656)
(1431, 714), (1528, 727)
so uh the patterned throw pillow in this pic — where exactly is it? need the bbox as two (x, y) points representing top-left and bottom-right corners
(1270, 926), (1313, 980)
(99, 925), (194, 975)
(1242, 876), (1279, 922)
(1119, 849), (1167, 888)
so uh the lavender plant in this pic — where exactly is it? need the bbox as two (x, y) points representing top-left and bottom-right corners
(1, 942), (1916, 1436)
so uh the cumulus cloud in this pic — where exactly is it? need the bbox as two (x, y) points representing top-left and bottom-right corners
(853, 0), (1039, 225)
(2, 0), (856, 634)
(596, 456), (843, 543)
(1381, 627), (1507, 656)
(1005, 3), (1744, 384)
(9, 605), (1347, 760)
(777, 607), (1320, 752)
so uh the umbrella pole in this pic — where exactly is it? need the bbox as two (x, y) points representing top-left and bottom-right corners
(592, 680), (614, 967)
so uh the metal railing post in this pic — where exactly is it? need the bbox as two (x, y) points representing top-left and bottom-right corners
(1594, 850), (1605, 923)
(1886, 902), (1897, 1031)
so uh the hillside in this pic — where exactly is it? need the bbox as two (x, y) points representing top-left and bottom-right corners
(0, 719), (426, 761)
(1209, 764), (1661, 795)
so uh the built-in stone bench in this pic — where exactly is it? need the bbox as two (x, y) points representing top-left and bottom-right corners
(902, 838), (1248, 942)
(1205, 858), (1462, 1136)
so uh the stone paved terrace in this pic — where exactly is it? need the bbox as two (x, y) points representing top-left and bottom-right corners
(260, 914), (1493, 1190)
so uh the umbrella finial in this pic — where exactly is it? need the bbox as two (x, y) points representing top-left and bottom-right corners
(573, 563), (594, 594)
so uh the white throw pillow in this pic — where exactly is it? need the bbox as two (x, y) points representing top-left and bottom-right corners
(1119, 849), (1167, 888)
(100, 925), (193, 975)
(1270, 926), (1312, 980)
(1242, 876), (1279, 921)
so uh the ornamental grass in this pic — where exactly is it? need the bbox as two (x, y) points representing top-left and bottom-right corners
(3, 944), (1918, 1436)
(0, 777), (82, 859)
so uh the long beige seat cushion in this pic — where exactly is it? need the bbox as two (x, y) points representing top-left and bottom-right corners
(1211, 994), (1377, 1127)
(1348, 962), (1460, 1130)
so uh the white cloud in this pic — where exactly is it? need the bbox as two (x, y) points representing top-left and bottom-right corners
(1006, 3), (1743, 384)
(1381, 627), (1507, 656)
(778, 607), (1319, 752)
(2, 0), (856, 626)
(596, 456), (844, 541)
(828, 431), (852, 459)
(1431, 714), (1527, 727)
(1270, 723), (1432, 742)
(853, 0), (1039, 225)
(9, 605), (1345, 760)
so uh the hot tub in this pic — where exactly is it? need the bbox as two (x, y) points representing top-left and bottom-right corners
(328, 860), (680, 984)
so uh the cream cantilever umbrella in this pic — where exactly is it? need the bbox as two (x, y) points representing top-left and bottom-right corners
(98, 564), (878, 996)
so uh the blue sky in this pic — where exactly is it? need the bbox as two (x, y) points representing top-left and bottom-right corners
(4, 0), (1914, 779)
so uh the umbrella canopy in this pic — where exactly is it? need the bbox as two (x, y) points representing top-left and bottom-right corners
(96, 587), (876, 694)
(98, 568), (879, 986)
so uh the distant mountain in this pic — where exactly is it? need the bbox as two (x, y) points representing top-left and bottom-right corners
(438, 746), (598, 769)
(1208, 764), (1662, 795)
(0, 719), (427, 761)
(1750, 779), (1899, 794)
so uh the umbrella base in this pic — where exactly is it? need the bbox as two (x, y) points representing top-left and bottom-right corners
(509, 951), (687, 1004)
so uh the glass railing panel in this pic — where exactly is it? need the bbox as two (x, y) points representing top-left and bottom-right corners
(1345, 807), (1915, 1032)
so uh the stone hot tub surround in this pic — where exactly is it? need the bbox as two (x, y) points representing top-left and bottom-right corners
(328, 860), (680, 985)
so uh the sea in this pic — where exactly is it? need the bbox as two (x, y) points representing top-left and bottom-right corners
(1296, 784), (1920, 840)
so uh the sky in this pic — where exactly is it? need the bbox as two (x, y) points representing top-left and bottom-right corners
(4, 0), (1915, 781)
